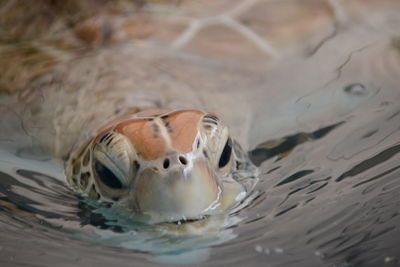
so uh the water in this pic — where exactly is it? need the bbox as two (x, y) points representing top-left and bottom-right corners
(1, 91), (400, 266)
(1, 2), (400, 267)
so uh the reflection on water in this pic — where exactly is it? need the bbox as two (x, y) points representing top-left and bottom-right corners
(1, 99), (400, 266)
(249, 121), (344, 166)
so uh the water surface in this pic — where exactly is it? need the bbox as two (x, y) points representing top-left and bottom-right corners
(1, 85), (400, 266)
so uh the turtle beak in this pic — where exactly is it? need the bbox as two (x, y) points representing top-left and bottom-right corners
(132, 157), (221, 222)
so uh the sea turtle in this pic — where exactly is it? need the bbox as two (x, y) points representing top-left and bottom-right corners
(66, 108), (256, 223)
(1, 0), (400, 226)
(2, 1), (400, 266)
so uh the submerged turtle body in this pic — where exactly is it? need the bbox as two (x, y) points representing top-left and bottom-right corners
(2, 0), (399, 152)
(66, 109), (256, 223)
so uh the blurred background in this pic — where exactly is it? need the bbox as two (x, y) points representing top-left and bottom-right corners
(1, 0), (399, 93)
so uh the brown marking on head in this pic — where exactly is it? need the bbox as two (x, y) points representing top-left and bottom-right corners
(82, 149), (91, 166)
(69, 175), (78, 188)
(93, 127), (113, 143)
(151, 122), (160, 138)
(80, 172), (90, 189)
(116, 119), (168, 160)
(203, 124), (213, 131)
(164, 110), (204, 153)
(92, 109), (212, 162)
(208, 112), (220, 120)
(203, 113), (220, 123)
(72, 159), (81, 175)
(89, 184), (100, 200)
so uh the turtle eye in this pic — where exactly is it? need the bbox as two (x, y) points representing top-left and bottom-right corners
(94, 159), (123, 189)
(218, 137), (232, 168)
(92, 131), (136, 192)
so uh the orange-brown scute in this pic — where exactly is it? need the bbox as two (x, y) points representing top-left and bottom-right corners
(118, 119), (168, 160)
(166, 110), (204, 153)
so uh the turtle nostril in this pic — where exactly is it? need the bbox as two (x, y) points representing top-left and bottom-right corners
(179, 156), (188, 165)
(163, 159), (170, 169)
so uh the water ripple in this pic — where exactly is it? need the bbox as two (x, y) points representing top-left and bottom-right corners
(336, 144), (400, 182)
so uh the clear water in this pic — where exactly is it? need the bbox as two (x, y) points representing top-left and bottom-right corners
(1, 8), (400, 267)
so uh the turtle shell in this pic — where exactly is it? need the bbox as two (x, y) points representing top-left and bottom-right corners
(0, 0), (400, 157)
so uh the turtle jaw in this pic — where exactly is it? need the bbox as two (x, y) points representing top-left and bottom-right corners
(132, 158), (221, 223)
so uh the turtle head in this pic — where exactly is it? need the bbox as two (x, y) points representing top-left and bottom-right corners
(66, 110), (246, 223)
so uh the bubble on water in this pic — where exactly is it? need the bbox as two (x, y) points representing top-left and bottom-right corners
(254, 245), (273, 255)
(315, 250), (324, 258)
(343, 83), (368, 96)
(254, 245), (263, 253)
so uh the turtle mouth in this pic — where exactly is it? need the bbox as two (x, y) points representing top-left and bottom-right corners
(131, 158), (221, 223)
(168, 215), (210, 225)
